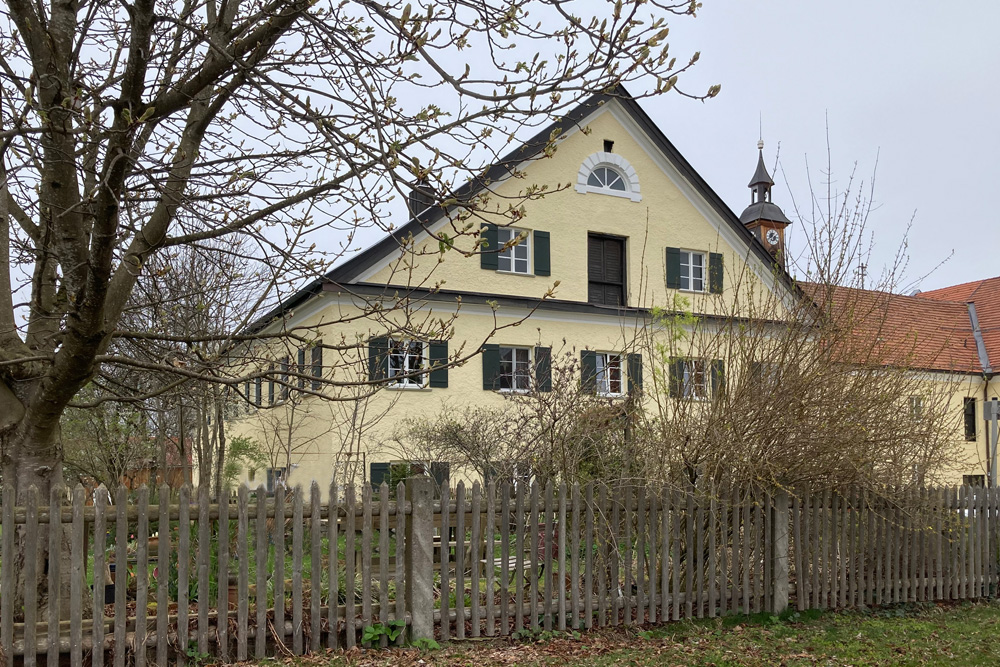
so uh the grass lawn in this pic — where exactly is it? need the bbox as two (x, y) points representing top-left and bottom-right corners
(275, 601), (1000, 666)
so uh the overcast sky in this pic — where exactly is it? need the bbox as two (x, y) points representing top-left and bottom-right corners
(644, 0), (1000, 292)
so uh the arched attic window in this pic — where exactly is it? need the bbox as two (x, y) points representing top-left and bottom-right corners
(575, 151), (642, 202)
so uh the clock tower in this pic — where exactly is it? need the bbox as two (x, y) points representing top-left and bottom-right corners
(739, 141), (791, 265)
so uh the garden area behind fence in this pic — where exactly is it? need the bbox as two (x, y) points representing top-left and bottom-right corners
(0, 479), (997, 666)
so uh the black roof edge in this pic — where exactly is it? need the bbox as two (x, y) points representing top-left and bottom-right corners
(244, 277), (324, 335)
(245, 84), (807, 333)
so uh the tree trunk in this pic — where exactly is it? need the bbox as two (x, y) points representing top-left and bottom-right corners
(198, 400), (213, 494)
(179, 399), (191, 486)
(214, 395), (226, 498)
(3, 429), (75, 620)
(155, 408), (167, 491)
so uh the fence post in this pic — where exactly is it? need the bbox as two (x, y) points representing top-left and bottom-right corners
(771, 490), (790, 614)
(405, 477), (434, 642)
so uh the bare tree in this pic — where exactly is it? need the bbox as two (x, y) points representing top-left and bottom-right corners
(251, 389), (335, 489)
(61, 393), (156, 497)
(633, 149), (963, 496)
(329, 385), (401, 487)
(394, 346), (637, 486)
(0, 0), (713, 610)
(0, 0), (711, 495)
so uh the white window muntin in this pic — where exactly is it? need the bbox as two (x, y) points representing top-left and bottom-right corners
(587, 166), (628, 192)
(682, 359), (710, 399)
(595, 353), (624, 396)
(388, 339), (426, 387)
(499, 346), (531, 392)
(679, 250), (706, 292)
(497, 228), (530, 274)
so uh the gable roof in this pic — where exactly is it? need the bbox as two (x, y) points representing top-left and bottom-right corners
(806, 284), (982, 374)
(249, 86), (801, 332)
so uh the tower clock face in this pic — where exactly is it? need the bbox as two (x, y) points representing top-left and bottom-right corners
(765, 228), (780, 246)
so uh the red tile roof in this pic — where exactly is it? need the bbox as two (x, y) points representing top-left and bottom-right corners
(919, 276), (1000, 373)
(803, 283), (982, 374)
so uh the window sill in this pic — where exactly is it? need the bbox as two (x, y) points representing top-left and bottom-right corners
(386, 384), (433, 392)
(575, 184), (642, 203)
(495, 270), (535, 277)
(498, 388), (531, 395)
(597, 392), (626, 399)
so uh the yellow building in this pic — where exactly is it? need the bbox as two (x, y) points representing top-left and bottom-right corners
(909, 279), (1000, 485)
(230, 89), (998, 492)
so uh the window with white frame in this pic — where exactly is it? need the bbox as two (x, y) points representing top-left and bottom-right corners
(587, 166), (628, 192)
(595, 353), (624, 396)
(497, 227), (530, 274)
(679, 250), (706, 292)
(388, 340), (426, 387)
(682, 359), (710, 399)
(909, 395), (924, 419)
(576, 151), (642, 201)
(499, 346), (531, 391)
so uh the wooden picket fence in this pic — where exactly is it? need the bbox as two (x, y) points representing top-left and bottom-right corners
(0, 480), (997, 665)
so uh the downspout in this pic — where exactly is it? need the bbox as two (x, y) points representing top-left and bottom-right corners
(988, 374), (996, 486)
(967, 302), (993, 482)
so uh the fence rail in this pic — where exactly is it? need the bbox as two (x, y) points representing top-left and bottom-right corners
(0, 480), (996, 665)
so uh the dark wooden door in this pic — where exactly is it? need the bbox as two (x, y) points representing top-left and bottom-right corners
(588, 234), (625, 305)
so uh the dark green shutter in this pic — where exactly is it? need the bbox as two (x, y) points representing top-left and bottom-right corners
(481, 223), (498, 270)
(429, 340), (449, 388)
(268, 363), (275, 404)
(369, 337), (389, 381)
(535, 346), (552, 392)
(627, 353), (643, 395)
(580, 350), (598, 394)
(534, 231), (551, 276)
(267, 468), (284, 493)
(255, 377), (262, 406)
(431, 462), (451, 491)
(709, 252), (724, 293)
(370, 462), (391, 491)
(311, 344), (323, 390)
(711, 359), (726, 398)
(482, 343), (500, 390)
(668, 358), (684, 398)
(666, 247), (681, 289)
(297, 348), (306, 388)
(965, 397), (977, 441)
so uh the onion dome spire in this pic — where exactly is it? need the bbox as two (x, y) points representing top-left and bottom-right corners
(739, 141), (791, 226)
